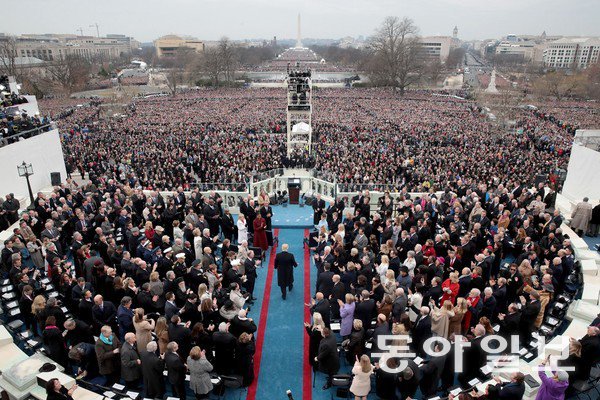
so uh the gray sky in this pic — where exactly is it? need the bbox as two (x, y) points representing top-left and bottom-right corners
(5, 0), (600, 42)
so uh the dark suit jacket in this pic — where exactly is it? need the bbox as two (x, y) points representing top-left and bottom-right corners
(165, 301), (179, 321)
(412, 314), (432, 354)
(164, 351), (186, 384)
(354, 299), (377, 330)
(274, 251), (297, 288)
(316, 334), (339, 375)
(78, 299), (94, 325)
(92, 301), (117, 327)
(520, 300), (541, 335)
(498, 381), (525, 399)
(312, 299), (331, 327)
(167, 323), (192, 359)
(499, 312), (521, 338)
(141, 351), (165, 397)
(316, 271), (335, 298)
(120, 342), (142, 382)
(72, 283), (93, 303)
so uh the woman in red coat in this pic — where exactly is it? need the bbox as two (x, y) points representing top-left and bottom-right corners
(253, 214), (268, 251)
(441, 271), (460, 305)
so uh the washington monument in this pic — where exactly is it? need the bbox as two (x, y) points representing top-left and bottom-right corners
(296, 13), (302, 48)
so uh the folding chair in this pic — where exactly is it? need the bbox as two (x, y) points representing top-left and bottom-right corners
(330, 375), (352, 399)
(218, 375), (246, 400)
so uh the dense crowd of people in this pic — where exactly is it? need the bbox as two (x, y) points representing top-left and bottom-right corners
(2, 180), (280, 399)
(0, 169), (598, 399)
(39, 87), (596, 193)
(304, 183), (599, 399)
(0, 86), (589, 399)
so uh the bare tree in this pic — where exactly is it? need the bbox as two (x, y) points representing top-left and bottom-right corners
(366, 16), (422, 94)
(445, 47), (466, 69)
(201, 47), (221, 86)
(44, 55), (92, 94)
(198, 38), (239, 86)
(533, 71), (585, 100)
(424, 58), (443, 85)
(163, 47), (196, 95)
(0, 37), (23, 80)
(585, 63), (600, 100)
(218, 37), (237, 83)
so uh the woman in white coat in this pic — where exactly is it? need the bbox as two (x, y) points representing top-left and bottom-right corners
(349, 355), (374, 400)
(237, 214), (248, 244)
(193, 228), (203, 260)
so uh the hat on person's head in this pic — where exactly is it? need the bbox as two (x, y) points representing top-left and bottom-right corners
(175, 277), (184, 285)
(155, 226), (164, 232)
(231, 259), (240, 267)
(141, 239), (149, 247)
(163, 247), (172, 254)
(556, 370), (569, 382)
(191, 259), (202, 268)
(175, 253), (186, 259)
(437, 257), (445, 265)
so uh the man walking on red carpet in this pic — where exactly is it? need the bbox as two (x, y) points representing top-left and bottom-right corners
(274, 243), (298, 300)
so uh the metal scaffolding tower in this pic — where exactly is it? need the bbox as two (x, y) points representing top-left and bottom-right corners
(286, 63), (312, 156)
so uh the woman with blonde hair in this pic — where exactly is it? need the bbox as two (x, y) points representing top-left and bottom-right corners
(350, 354), (374, 400)
(198, 283), (210, 302)
(27, 236), (45, 269)
(305, 312), (325, 370)
(449, 297), (468, 336)
(441, 271), (460, 305)
(339, 293), (356, 338)
(346, 319), (365, 363)
(383, 269), (397, 299)
(403, 251), (416, 276)
(337, 223), (346, 241)
(376, 255), (390, 282)
(154, 317), (169, 354)
(144, 221), (155, 241)
(133, 308), (155, 352)
(193, 228), (203, 259)
(430, 300), (455, 338)
(148, 271), (163, 296)
(518, 259), (534, 283)
(32, 295), (47, 336)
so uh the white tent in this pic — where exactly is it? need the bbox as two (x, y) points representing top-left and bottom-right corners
(292, 122), (311, 133)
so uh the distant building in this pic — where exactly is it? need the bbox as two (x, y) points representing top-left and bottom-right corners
(542, 37), (600, 69)
(154, 35), (205, 57)
(0, 34), (133, 61)
(495, 40), (541, 62)
(418, 36), (456, 62)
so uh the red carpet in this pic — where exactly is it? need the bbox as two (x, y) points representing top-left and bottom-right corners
(246, 228), (279, 400)
(302, 228), (313, 400)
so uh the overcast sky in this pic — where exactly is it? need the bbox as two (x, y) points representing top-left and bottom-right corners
(4, 0), (600, 42)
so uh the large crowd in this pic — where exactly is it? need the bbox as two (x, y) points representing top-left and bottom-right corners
(0, 87), (588, 399)
(1, 170), (600, 399)
(40, 87), (596, 194)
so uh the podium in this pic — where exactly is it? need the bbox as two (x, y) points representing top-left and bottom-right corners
(288, 178), (301, 204)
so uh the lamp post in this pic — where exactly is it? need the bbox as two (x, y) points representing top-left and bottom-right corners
(17, 161), (35, 207)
